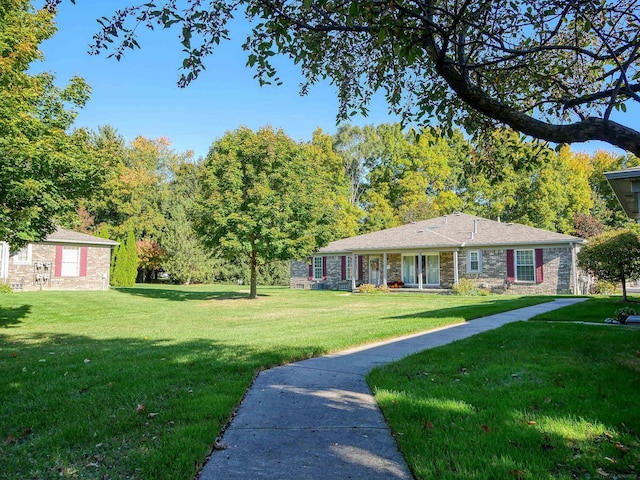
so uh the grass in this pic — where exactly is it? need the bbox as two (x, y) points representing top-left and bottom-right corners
(0, 285), (551, 479)
(530, 294), (640, 323)
(368, 322), (640, 479)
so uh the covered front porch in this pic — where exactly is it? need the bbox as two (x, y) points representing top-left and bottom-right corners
(348, 251), (458, 291)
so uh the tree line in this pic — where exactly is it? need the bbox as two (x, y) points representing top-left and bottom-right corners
(57, 123), (638, 293)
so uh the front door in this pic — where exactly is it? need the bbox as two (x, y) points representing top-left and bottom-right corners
(369, 256), (381, 286)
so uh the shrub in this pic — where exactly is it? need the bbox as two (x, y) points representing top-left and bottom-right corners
(613, 307), (636, 324)
(452, 278), (480, 296)
(357, 284), (390, 294)
(593, 280), (617, 295)
(0, 282), (13, 294)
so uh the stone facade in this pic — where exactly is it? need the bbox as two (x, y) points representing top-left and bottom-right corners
(4, 243), (113, 292)
(458, 247), (575, 295)
(291, 246), (576, 295)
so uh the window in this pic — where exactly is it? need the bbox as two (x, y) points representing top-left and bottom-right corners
(13, 245), (32, 265)
(515, 249), (535, 282)
(345, 256), (354, 280)
(313, 256), (323, 279)
(468, 250), (482, 273)
(60, 247), (80, 277)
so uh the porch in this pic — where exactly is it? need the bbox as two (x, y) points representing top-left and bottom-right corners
(353, 251), (458, 291)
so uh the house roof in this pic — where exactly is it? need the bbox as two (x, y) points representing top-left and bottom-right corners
(604, 167), (640, 219)
(318, 213), (583, 254)
(42, 227), (119, 246)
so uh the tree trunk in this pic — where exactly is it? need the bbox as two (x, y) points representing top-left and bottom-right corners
(621, 275), (628, 302)
(249, 249), (258, 300)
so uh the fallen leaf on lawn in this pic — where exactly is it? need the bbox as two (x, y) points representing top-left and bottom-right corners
(604, 432), (613, 439)
(3, 434), (16, 445)
(135, 404), (145, 413)
(213, 441), (227, 451)
(147, 412), (159, 419)
(604, 456), (616, 463)
(510, 469), (524, 477)
(10, 353), (17, 358)
(596, 467), (609, 477)
(424, 420), (434, 430)
(614, 442), (629, 453)
(527, 421), (536, 425)
(481, 425), (491, 432)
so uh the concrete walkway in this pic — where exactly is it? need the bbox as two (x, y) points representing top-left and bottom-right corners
(198, 298), (587, 480)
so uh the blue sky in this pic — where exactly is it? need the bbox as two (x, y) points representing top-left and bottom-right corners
(37, 2), (628, 160)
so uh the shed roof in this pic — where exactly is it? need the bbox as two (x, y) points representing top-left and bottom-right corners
(42, 227), (119, 246)
(318, 213), (582, 254)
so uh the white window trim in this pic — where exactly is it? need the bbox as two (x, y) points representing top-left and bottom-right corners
(401, 254), (418, 286)
(60, 246), (81, 277)
(467, 250), (482, 273)
(515, 249), (535, 283)
(312, 256), (323, 280)
(13, 244), (32, 265)
(345, 256), (354, 280)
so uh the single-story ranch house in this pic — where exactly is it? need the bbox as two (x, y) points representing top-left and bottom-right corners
(290, 213), (585, 295)
(0, 228), (118, 291)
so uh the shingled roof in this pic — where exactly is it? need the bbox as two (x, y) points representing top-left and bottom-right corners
(318, 213), (583, 254)
(42, 227), (119, 246)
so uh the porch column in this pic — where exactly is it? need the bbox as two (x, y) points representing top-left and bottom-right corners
(418, 253), (423, 290)
(383, 253), (388, 287)
(351, 254), (357, 291)
(453, 250), (459, 286)
(570, 242), (578, 295)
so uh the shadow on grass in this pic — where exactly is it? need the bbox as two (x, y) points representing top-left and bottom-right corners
(367, 323), (640, 478)
(0, 329), (322, 479)
(0, 304), (31, 328)
(113, 287), (271, 302)
(386, 296), (556, 322)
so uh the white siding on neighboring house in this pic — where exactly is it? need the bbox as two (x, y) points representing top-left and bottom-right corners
(0, 242), (8, 282)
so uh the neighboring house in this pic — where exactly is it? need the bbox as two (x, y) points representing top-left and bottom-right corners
(604, 167), (640, 220)
(290, 213), (585, 295)
(0, 228), (118, 291)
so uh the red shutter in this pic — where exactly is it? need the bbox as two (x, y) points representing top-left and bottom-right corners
(506, 249), (515, 283)
(54, 246), (63, 277)
(322, 256), (327, 278)
(535, 248), (544, 283)
(358, 256), (364, 280)
(80, 247), (88, 277)
(341, 256), (346, 280)
(308, 258), (313, 280)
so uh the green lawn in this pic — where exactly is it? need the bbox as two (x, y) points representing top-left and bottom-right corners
(530, 294), (640, 323)
(368, 319), (640, 479)
(0, 285), (551, 479)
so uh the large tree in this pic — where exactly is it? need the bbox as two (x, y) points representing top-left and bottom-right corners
(1, 0), (96, 248)
(197, 126), (336, 299)
(48, 0), (640, 155)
